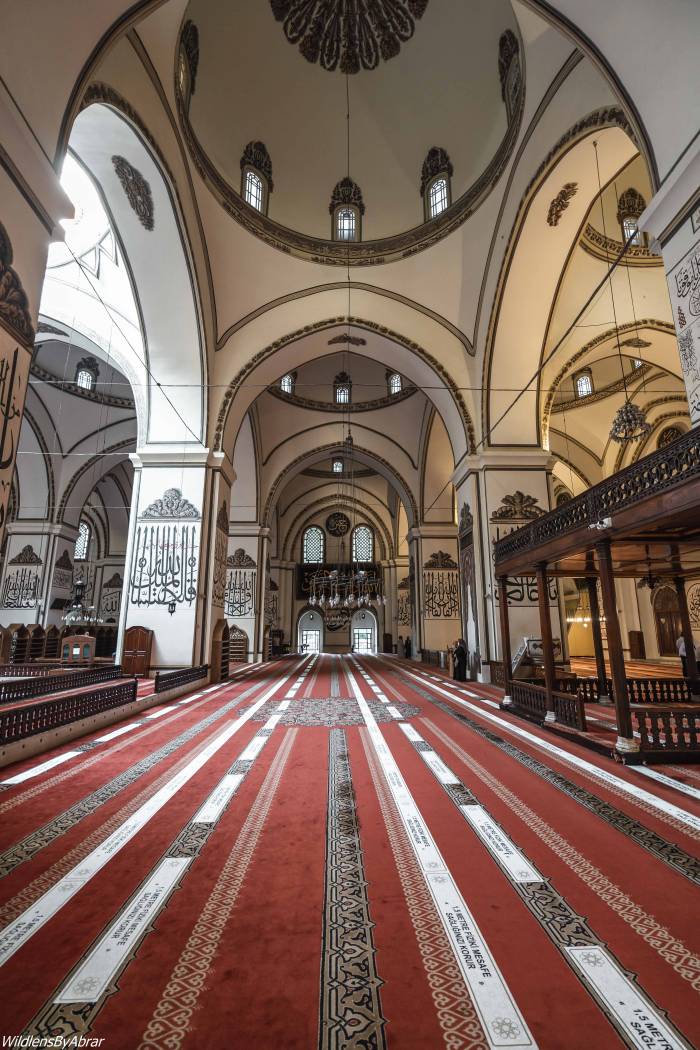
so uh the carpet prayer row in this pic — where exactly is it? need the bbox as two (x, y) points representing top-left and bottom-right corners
(0, 654), (698, 1050)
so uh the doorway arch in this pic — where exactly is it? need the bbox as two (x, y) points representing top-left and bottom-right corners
(297, 609), (323, 654)
(652, 586), (682, 656)
(351, 609), (377, 655)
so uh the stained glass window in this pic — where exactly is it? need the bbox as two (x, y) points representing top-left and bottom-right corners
(303, 525), (325, 563)
(352, 524), (373, 562)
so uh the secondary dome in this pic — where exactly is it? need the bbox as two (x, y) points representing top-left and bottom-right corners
(177, 0), (523, 264)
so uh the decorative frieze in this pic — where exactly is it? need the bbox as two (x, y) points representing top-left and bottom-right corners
(547, 183), (578, 227)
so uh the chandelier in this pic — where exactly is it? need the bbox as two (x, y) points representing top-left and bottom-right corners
(609, 400), (652, 444)
(308, 567), (385, 609)
(62, 575), (103, 627)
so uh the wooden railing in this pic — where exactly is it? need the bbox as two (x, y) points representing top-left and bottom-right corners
(0, 679), (137, 745)
(494, 428), (700, 566)
(632, 705), (700, 760)
(510, 680), (587, 731)
(0, 666), (123, 705)
(489, 661), (506, 688)
(154, 664), (209, 694)
(0, 663), (62, 678)
(626, 678), (693, 704)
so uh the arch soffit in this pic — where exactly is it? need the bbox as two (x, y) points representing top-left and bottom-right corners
(541, 319), (676, 443)
(482, 107), (638, 447)
(263, 444), (419, 531)
(16, 406), (55, 521)
(261, 420), (420, 473)
(283, 496), (393, 563)
(214, 317), (476, 463)
(56, 438), (135, 525)
(70, 86), (206, 445)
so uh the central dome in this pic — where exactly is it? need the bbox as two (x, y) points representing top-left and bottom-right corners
(178, 0), (523, 263)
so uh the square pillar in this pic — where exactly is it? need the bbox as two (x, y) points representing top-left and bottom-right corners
(535, 563), (556, 722)
(596, 540), (638, 757)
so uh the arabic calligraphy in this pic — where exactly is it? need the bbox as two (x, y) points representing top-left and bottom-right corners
(130, 523), (198, 614)
(224, 568), (256, 618)
(2, 567), (40, 608)
(0, 346), (22, 536)
(423, 569), (460, 619)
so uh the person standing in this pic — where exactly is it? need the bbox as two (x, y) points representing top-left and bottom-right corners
(404, 635), (412, 659)
(454, 638), (467, 682)
(677, 634), (687, 676)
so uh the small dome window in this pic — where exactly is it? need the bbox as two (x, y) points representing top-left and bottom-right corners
(387, 372), (402, 395)
(280, 372), (296, 395)
(240, 142), (273, 215)
(617, 187), (646, 247)
(75, 521), (90, 561)
(74, 356), (99, 392)
(420, 148), (453, 222)
(334, 371), (352, 404)
(574, 369), (593, 399)
(332, 458), (343, 473)
(330, 178), (364, 242)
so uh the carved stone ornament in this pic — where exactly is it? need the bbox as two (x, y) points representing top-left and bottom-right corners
(181, 20), (200, 94)
(103, 572), (124, 589)
(139, 488), (201, 520)
(491, 491), (544, 521)
(620, 337), (652, 349)
(329, 177), (365, 216)
(397, 575), (410, 591)
(326, 511), (351, 536)
(9, 544), (42, 565)
(0, 221), (35, 345)
(36, 321), (66, 338)
(55, 549), (73, 571)
(240, 141), (274, 191)
(498, 29), (519, 99)
(423, 550), (458, 569)
(328, 333), (366, 346)
(270, 0), (429, 74)
(112, 155), (155, 231)
(547, 182), (578, 227)
(217, 500), (229, 533)
(617, 186), (646, 224)
(420, 147), (453, 197)
(227, 548), (257, 568)
(459, 502), (473, 535)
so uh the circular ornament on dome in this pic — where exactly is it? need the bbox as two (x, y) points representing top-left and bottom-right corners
(326, 512), (351, 536)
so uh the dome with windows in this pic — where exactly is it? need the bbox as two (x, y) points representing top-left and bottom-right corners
(177, 0), (523, 263)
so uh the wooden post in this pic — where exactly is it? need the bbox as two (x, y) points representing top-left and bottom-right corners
(497, 575), (513, 707)
(596, 540), (638, 757)
(674, 576), (700, 697)
(586, 576), (610, 702)
(535, 562), (556, 722)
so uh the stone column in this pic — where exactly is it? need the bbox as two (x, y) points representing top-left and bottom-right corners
(536, 562), (556, 722)
(117, 448), (212, 670)
(596, 540), (638, 757)
(639, 143), (700, 425)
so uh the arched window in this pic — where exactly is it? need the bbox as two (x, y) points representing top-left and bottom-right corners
(280, 372), (295, 395)
(334, 371), (352, 404)
(352, 524), (373, 562)
(332, 458), (343, 473)
(330, 177), (364, 242)
(387, 372), (402, 395)
(574, 370), (593, 398)
(420, 148), (453, 221)
(240, 141), (273, 216)
(632, 358), (643, 370)
(75, 521), (90, 561)
(302, 526), (325, 564)
(74, 356), (99, 392)
(617, 187), (646, 247)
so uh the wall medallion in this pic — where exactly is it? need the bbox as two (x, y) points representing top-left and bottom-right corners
(270, 0), (429, 74)
(112, 155), (155, 231)
(326, 512), (351, 536)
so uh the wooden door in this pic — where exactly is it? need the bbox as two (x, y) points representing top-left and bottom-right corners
(122, 625), (153, 677)
(653, 587), (682, 656)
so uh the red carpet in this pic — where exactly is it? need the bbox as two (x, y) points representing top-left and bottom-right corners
(0, 654), (697, 1049)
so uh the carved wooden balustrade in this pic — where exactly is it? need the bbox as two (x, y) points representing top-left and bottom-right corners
(632, 705), (700, 760)
(154, 664), (209, 694)
(510, 680), (587, 731)
(626, 678), (692, 704)
(0, 663), (62, 678)
(0, 679), (138, 745)
(489, 661), (506, 688)
(0, 665), (123, 705)
(494, 428), (700, 565)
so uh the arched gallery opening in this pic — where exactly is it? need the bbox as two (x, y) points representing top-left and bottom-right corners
(1, 2), (699, 1046)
